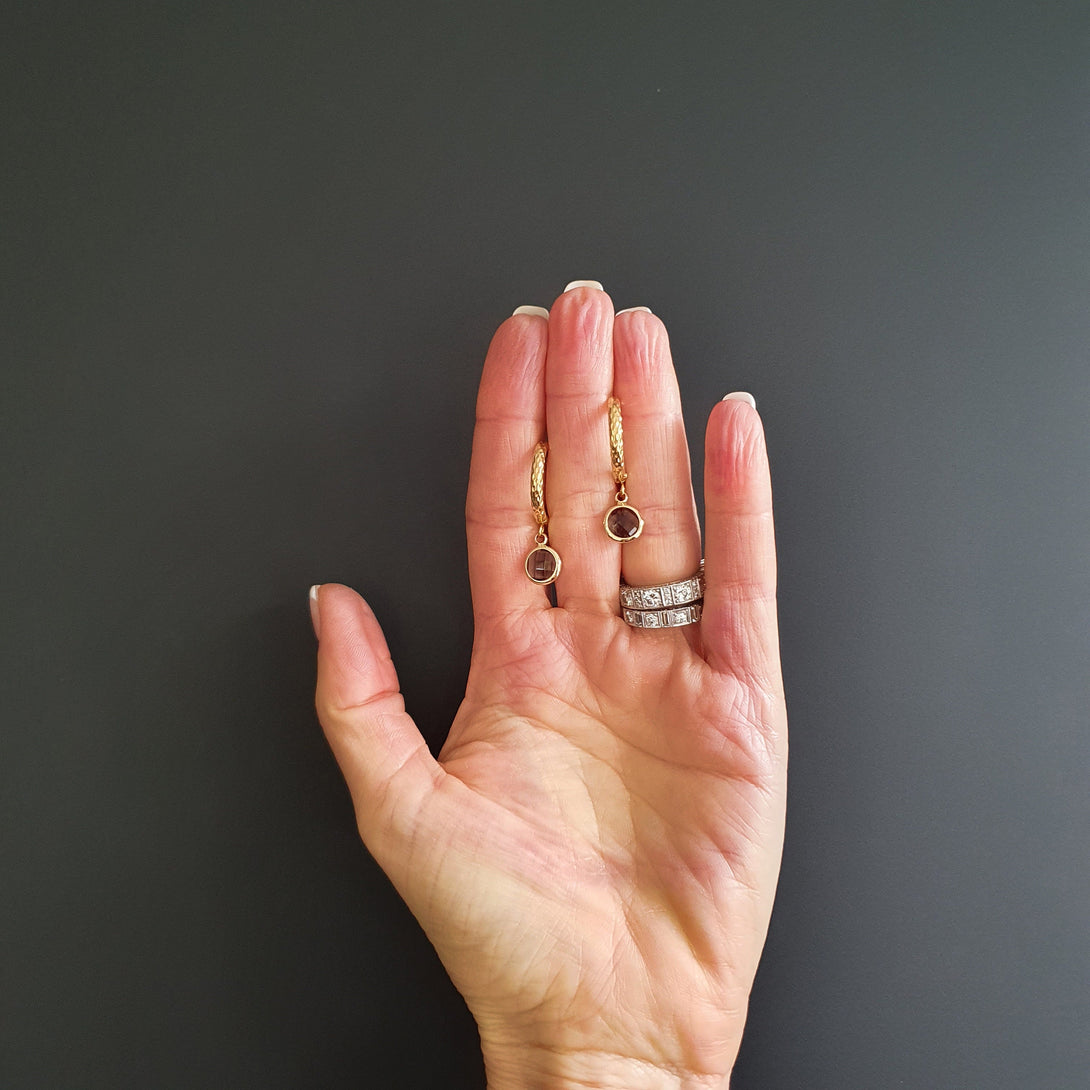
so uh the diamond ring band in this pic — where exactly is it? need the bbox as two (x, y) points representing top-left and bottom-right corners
(622, 600), (703, 629)
(620, 562), (705, 611)
(619, 562), (705, 629)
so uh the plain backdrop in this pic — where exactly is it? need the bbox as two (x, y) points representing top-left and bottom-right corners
(3, 2), (1089, 1087)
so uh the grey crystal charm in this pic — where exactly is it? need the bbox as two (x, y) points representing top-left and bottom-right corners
(525, 546), (561, 585)
(604, 503), (644, 542)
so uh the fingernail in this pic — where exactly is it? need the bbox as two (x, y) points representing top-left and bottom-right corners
(563, 279), (603, 292)
(722, 391), (757, 409)
(309, 584), (321, 639)
(616, 306), (652, 316)
(511, 305), (550, 318)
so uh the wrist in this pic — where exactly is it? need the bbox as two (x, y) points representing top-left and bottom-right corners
(481, 1041), (731, 1090)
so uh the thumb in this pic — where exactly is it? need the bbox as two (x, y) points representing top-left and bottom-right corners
(311, 583), (443, 856)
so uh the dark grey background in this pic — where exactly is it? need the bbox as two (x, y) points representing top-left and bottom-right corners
(3, 2), (1088, 1087)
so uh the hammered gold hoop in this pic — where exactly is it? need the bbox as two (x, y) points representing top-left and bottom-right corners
(604, 397), (644, 542)
(608, 397), (628, 488)
(530, 441), (548, 528)
(525, 441), (561, 585)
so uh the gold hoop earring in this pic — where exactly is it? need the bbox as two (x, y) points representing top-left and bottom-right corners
(604, 397), (644, 542)
(524, 441), (562, 585)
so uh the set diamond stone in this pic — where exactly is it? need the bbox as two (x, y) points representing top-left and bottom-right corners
(622, 602), (703, 628)
(619, 566), (705, 611)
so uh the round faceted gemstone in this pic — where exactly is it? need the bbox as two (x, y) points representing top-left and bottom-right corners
(525, 546), (560, 585)
(605, 503), (643, 541)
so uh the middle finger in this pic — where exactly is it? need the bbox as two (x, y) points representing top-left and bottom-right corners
(545, 282), (619, 613)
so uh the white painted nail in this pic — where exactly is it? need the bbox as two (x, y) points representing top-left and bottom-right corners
(511, 305), (550, 318)
(722, 391), (757, 409)
(563, 280), (604, 292)
(616, 306), (652, 316)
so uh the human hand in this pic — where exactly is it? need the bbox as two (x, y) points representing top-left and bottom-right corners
(312, 283), (787, 1090)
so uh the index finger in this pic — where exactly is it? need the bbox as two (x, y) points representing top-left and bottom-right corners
(465, 309), (551, 623)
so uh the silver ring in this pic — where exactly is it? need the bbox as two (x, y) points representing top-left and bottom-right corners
(619, 561), (705, 611)
(622, 601), (703, 629)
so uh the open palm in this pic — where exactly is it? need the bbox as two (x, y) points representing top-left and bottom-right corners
(314, 285), (787, 1090)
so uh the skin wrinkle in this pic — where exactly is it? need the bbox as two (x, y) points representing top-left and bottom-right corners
(468, 638), (559, 681)
(484, 1008), (723, 1083)
(581, 743), (629, 895)
(549, 480), (620, 513)
(637, 439), (692, 485)
(621, 506), (701, 535)
(468, 431), (541, 474)
(474, 407), (545, 427)
(701, 613), (783, 707)
(459, 797), (749, 1068)
(615, 320), (671, 381)
(478, 537), (542, 566)
(703, 623), (772, 678)
(708, 513), (776, 566)
(689, 682), (781, 769)
(362, 737), (450, 850)
(624, 473), (687, 520)
(424, 779), (596, 913)
(445, 695), (764, 921)
(465, 507), (535, 532)
(622, 403), (685, 424)
(705, 574), (778, 607)
(550, 519), (622, 560)
(546, 385), (612, 406)
(470, 583), (551, 623)
(549, 296), (613, 360)
(445, 713), (610, 830)
(627, 488), (696, 529)
(324, 687), (404, 728)
(362, 725), (434, 812)
(629, 795), (746, 930)
(579, 704), (752, 890)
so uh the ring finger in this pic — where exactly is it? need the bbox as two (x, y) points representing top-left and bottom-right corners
(610, 307), (702, 590)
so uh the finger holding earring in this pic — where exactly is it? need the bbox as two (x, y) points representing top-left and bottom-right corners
(603, 397), (645, 543)
(524, 441), (562, 586)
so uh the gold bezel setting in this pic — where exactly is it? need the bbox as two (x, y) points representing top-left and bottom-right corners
(525, 544), (562, 585)
(604, 502), (644, 542)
